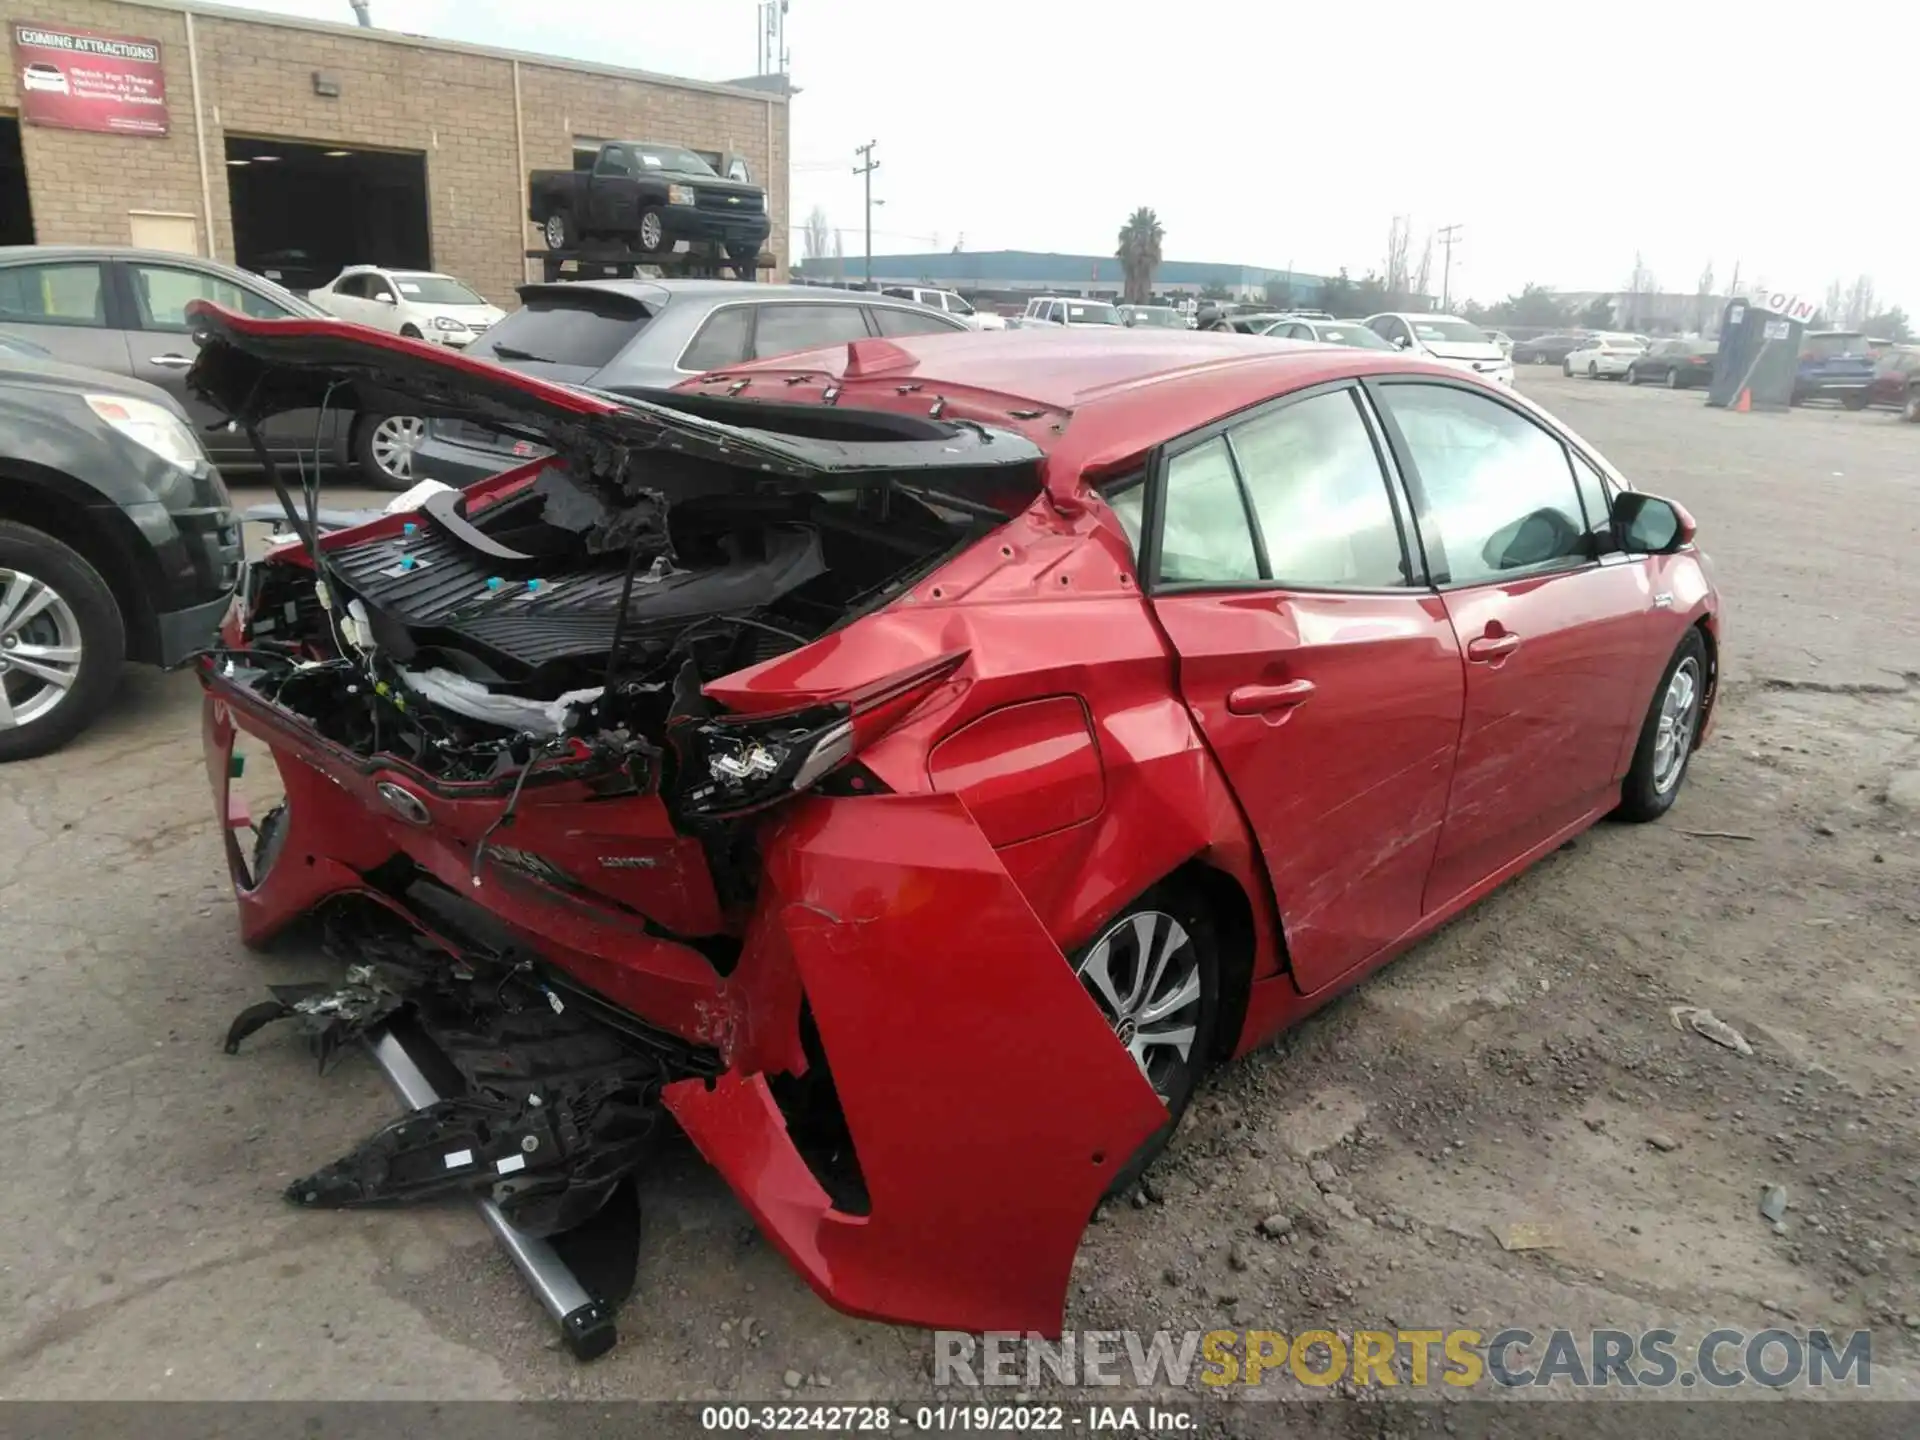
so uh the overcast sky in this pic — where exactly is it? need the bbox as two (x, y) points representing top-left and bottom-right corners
(231, 0), (1916, 313)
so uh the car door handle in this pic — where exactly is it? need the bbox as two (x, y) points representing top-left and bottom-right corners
(1226, 679), (1316, 716)
(1466, 633), (1522, 662)
(148, 354), (194, 368)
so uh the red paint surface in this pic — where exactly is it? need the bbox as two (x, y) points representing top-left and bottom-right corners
(199, 316), (1721, 1335)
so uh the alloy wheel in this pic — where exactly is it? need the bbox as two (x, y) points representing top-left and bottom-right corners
(1651, 657), (1701, 795)
(370, 415), (427, 483)
(544, 213), (567, 249)
(1073, 909), (1204, 1103)
(639, 211), (665, 251)
(0, 568), (83, 731)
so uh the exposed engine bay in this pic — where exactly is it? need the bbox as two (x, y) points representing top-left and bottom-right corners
(237, 462), (981, 789)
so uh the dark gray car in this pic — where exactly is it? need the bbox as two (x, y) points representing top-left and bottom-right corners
(412, 279), (973, 486)
(0, 350), (239, 759)
(0, 245), (402, 486)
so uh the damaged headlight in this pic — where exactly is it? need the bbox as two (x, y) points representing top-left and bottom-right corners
(672, 704), (854, 820)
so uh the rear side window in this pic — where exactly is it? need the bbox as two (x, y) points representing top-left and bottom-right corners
(872, 305), (961, 337)
(130, 264), (291, 329)
(0, 262), (107, 327)
(751, 303), (870, 359)
(478, 296), (651, 370)
(680, 305), (752, 370)
(1229, 389), (1408, 589)
(1159, 436), (1262, 584)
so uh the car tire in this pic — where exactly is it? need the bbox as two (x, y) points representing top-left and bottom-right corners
(636, 206), (667, 255)
(353, 413), (428, 492)
(1843, 391), (1869, 411)
(542, 210), (576, 251)
(1666, 368), (1683, 390)
(1563, 360), (1574, 377)
(1905, 388), (1920, 423)
(1068, 883), (1221, 1198)
(400, 324), (423, 340)
(1625, 365), (1640, 385)
(0, 521), (126, 763)
(1616, 629), (1708, 823)
(1588, 361), (1600, 377)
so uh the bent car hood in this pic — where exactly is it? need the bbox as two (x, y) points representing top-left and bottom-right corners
(184, 304), (1041, 492)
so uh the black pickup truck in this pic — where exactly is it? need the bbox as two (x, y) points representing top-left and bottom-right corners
(528, 141), (771, 265)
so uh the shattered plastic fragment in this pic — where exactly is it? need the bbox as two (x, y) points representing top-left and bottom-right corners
(1669, 1005), (1754, 1056)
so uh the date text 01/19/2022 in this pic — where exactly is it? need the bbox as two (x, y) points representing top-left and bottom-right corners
(697, 1404), (1192, 1432)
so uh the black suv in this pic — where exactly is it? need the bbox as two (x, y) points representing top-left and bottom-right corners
(0, 335), (239, 760)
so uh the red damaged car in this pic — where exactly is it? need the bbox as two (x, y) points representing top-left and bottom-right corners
(193, 308), (1719, 1352)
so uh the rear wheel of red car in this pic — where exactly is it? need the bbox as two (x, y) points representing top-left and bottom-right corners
(1070, 886), (1220, 1197)
(1616, 629), (1707, 823)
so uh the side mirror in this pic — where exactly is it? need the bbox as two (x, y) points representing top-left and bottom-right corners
(1392, 334), (1411, 349)
(1612, 491), (1695, 554)
(376, 293), (396, 305)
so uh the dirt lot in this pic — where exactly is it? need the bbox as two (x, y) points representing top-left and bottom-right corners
(1, 371), (1917, 1408)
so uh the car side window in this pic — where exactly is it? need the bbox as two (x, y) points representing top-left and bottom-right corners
(1378, 383), (1590, 585)
(1229, 389), (1409, 589)
(331, 274), (363, 299)
(750, 303), (871, 359)
(679, 305), (753, 370)
(596, 146), (633, 176)
(872, 305), (961, 337)
(1157, 436), (1262, 585)
(368, 276), (396, 301)
(129, 265), (291, 330)
(0, 262), (108, 327)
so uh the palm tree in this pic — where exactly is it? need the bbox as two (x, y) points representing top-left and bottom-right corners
(1116, 207), (1164, 305)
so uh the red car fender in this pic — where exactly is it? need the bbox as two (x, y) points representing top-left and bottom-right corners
(667, 790), (1167, 1335)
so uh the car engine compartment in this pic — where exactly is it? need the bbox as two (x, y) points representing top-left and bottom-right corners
(237, 460), (982, 789)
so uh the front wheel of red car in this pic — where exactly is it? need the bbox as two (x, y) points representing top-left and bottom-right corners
(1616, 629), (1708, 823)
(1070, 887), (1220, 1196)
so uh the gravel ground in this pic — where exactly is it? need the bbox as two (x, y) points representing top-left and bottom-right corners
(1, 372), (1916, 1408)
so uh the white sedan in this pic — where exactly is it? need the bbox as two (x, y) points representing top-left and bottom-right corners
(307, 266), (505, 349)
(1564, 333), (1647, 379)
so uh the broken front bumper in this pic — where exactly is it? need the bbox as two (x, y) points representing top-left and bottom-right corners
(203, 685), (1166, 1337)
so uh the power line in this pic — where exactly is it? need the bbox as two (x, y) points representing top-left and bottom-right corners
(852, 140), (879, 285)
(1437, 223), (1463, 311)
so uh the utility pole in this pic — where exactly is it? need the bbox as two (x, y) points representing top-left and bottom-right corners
(1436, 223), (1462, 311)
(853, 140), (879, 287)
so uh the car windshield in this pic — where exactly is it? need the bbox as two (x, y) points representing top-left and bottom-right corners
(1315, 324), (1395, 350)
(1066, 303), (1120, 325)
(629, 145), (717, 176)
(1410, 319), (1491, 343)
(1803, 332), (1868, 359)
(1127, 308), (1185, 327)
(392, 274), (487, 305)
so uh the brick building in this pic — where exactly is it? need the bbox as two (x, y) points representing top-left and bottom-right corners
(0, 0), (792, 306)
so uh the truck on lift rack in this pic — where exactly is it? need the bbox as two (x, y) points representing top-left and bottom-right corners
(528, 140), (771, 284)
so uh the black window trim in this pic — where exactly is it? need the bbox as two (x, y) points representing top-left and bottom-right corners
(1362, 372), (1617, 590)
(1136, 377), (1425, 598)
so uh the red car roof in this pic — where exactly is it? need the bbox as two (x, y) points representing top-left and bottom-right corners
(681, 328), (1472, 486)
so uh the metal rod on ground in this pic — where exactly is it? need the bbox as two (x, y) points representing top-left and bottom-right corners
(366, 1027), (618, 1361)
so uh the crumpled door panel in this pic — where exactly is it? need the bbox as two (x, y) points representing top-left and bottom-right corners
(668, 791), (1166, 1335)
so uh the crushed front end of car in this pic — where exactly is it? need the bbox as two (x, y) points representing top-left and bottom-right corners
(189, 307), (1168, 1352)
